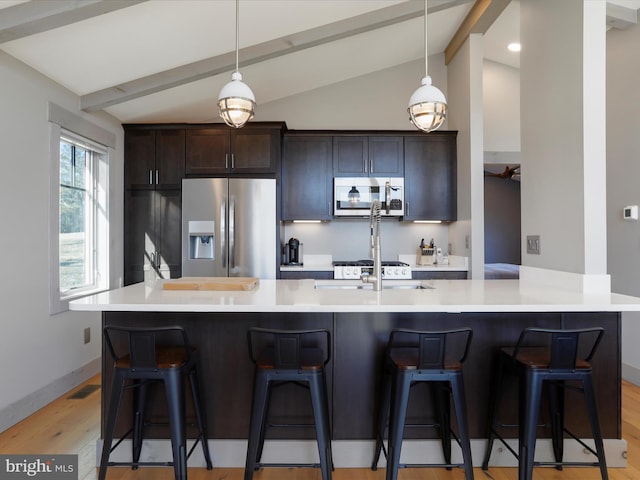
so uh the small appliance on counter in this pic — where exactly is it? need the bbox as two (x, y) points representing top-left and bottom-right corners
(283, 237), (303, 265)
(417, 238), (445, 265)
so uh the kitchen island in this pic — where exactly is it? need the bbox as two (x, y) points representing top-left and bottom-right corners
(70, 278), (640, 468)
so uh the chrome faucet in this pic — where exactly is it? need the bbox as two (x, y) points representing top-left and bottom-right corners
(362, 200), (382, 291)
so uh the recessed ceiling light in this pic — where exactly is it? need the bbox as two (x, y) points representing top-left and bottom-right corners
(508, 42), (522, 52)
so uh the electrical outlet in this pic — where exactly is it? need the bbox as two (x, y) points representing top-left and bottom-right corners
(526, 235), (541, 254)
(84, 327), (91, 344)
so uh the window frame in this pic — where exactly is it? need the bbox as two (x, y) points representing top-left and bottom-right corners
(49, 124), (110, 314)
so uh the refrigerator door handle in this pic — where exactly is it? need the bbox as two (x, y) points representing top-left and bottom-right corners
(229, 197), (235, 269)
(221, 199), (227, 268)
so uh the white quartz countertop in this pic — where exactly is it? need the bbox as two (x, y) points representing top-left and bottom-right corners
(70, 279), (640, 313)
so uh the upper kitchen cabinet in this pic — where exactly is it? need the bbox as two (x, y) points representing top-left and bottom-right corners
(124, 127), (185, 190)
(282, 134), (333, 221)
(333, 135), (403, 177)
(403, 132), (457, 222)
(185, 123), (284, 176)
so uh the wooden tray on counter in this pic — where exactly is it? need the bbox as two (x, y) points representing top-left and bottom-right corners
(162, 277), (259, 291)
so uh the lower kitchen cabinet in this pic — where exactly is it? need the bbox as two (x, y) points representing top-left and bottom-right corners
(403, 132), (457, 221)
(280, 271), (333, 280)
(282, 134), (333, 220)
(412, 270), (467, 280)
(124, 189), (182, 285)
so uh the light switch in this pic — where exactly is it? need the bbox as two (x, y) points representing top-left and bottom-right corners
(527, 235), (540, 254)
(623, 205), (638, 220)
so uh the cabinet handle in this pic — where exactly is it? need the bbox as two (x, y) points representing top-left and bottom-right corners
(155, 170), (159, 185)
(225, 154), (229, 169)
(149, 170), (153, 185)
(406, 202), (409, 216)
(231, 153), (235, 169)
(370, 159), (373, 173)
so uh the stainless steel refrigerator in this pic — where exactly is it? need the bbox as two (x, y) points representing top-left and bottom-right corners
(181, 178), (276, 278)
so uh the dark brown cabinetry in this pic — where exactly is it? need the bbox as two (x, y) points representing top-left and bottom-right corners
(280, 271), (333, 280)
(123, 126), (185, 285)
(185, 124), (283, 176)
(403, 132), (457, 221)
(124, 189), (182, 285)
(412, 270), (467, 280)
(333, 135), (403, 177)
(124, 129), (185, 190)
(282, 134), (333, 221)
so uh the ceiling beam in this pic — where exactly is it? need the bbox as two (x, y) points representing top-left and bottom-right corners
(0, 0), (149, 44)
(444, 0), (511, 65)
(81, 0), (473, 113)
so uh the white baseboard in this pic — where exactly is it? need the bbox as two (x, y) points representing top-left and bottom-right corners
(0, 357), (101, 433)
(97, 438), (627, 468)
(622, 362), (640, 386)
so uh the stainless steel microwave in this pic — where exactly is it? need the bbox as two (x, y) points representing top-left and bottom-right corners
(334, 177), (404, 217)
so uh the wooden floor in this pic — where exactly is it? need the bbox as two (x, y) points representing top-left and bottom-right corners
(1, 375), (640, 480)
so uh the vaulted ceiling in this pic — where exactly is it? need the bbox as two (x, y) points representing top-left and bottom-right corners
(1, 0), (637, 123)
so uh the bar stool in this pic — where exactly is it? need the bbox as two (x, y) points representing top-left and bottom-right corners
(481, 327), (607, 480)
(371, 328), (474, 480)
(244, 327), (333, 480)
(100, 325), (213, 480)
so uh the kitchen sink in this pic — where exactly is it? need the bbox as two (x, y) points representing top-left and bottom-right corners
(313, 280), (434, 290)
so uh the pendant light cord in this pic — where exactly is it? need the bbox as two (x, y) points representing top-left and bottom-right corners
(424, 0), (428, 77)
(235, 0), (240, 73)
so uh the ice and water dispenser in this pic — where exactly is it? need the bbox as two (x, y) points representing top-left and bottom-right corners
(188, 221), (215, 259)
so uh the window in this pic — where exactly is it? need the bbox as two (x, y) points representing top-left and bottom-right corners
(50, 128), (109, 313)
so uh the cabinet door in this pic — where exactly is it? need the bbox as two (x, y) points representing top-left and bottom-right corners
(155, 130), (185, 189)
(125, 129), (155, 189)
(333, 136), (367, 176)
(282, 136), (333, 221)
(369, 136), (403, 176)
(156, 189), (182, 279)
(404, 134), (457, 221)
(124, 190), (155, 285)
(231, 128), (278, 174)
(185, 128), (230, 175)
(124, 189), (182, 285)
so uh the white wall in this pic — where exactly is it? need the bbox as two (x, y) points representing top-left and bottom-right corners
(256, 55), (447, 130)
(483, 60), (520, 154)
(606, 21), (640, 381)
(447, 34), (485, 279)
(0, 51), (124, 431)
(520, 0), (607, 279)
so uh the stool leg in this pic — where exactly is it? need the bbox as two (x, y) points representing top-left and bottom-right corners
(450, 374), (474, 480)
(255, 381), (272, 465)
(519, 370), (543, 480)
(99, 370), (126, 480)
(309, 371), (333, 480)
(582, 374), (609, 480)
(244, 372), (270, 480)
(433, 382), (452, 469)
(548, 379), (565, 470)
(482, 355), (505, 470)
(386, 370), (411, 480)
(188, 367), (213, 470)
(165, 370), (187, 480)
(132, 380), (150, 469)
(372, 366), (391, 470)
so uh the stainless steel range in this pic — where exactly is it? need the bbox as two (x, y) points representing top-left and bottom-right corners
(333, 260), (412, 280)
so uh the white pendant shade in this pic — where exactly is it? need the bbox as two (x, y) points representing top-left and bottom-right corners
(218, 71), (256, 128)
(408, 75), (447, 132)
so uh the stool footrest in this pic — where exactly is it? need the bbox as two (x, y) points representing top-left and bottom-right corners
(256, 462), (321, 469)
(401, 463), (465, 469)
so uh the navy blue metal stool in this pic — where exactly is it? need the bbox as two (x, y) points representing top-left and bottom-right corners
(244, 327), (333, 480)
(100, 325), (213, 480)
(481, 327), (608, 480)
(371, 328), (474, 480)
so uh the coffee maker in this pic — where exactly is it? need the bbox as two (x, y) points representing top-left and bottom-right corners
(283, 237), (303, 265)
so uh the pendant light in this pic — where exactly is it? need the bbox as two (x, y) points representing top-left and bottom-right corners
(218, 0), (255, 128)
(408, 0), (447, 132)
